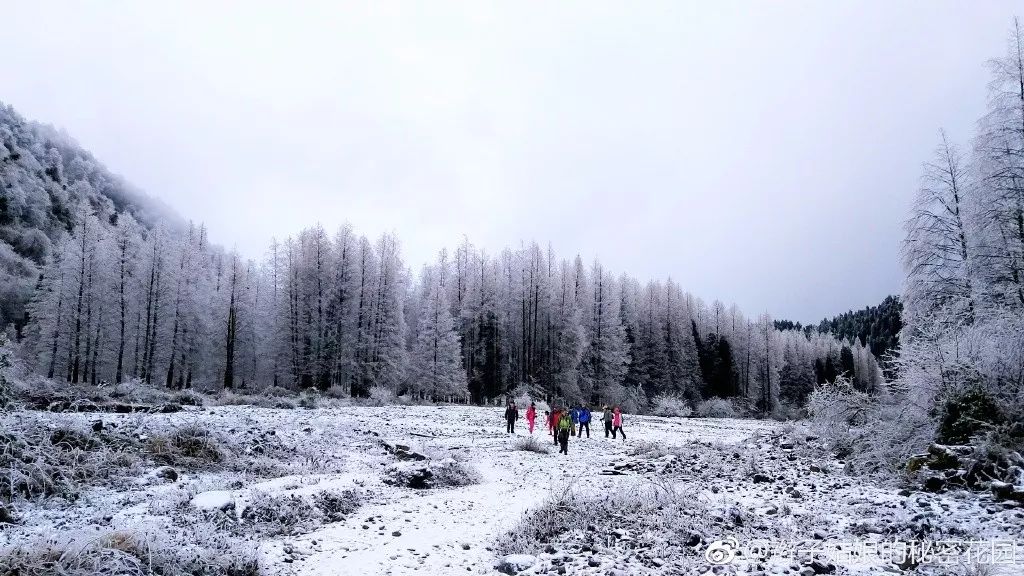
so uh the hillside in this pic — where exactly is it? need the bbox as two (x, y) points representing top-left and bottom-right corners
(816, 295), (902, 368)
(0, 102), (179, 330)
(775, 295), (902, 377)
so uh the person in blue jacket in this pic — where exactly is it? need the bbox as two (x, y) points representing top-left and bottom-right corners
(577, 405), (592, 439)
(570, 405), (580, 436)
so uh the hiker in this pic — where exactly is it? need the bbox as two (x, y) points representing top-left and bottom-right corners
(602, 406), (614, 438)
(578, 405), (592, 438)
(504, 401), (518, 434)
(526, 402), (537, 434)
(611, 406), (626, 440)
(570, 405), (580, 436)
(557, 408), (573, 455)
(550, 407), (562, 445)
(544, 410), (552, 435)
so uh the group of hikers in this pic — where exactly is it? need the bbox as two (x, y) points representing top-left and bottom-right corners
(503, 401), (625, 455)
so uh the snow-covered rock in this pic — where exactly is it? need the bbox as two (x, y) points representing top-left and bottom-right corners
(496, 554), (537, 574)
(383, 461), (433, 488)
(191, 490), (234, 511)
(137, 465), (179, 485)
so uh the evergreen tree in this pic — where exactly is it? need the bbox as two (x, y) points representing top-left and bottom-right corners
(408, 265), (467, 399)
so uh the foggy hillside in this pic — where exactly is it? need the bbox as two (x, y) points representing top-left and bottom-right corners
(0, 103), (181, 329)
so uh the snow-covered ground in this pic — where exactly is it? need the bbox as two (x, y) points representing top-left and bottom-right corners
(2, 405), (1021, 576)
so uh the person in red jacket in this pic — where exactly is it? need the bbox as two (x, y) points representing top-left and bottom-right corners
(525, 402), (537, 434)
(549, 408), (561, 445)
(612, 406), (626, 440)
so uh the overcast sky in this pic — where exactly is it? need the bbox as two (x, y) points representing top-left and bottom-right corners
(1, 2), (1019, 322)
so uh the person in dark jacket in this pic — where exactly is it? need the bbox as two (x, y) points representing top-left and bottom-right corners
(602, 406), (614, 438)
(578, 405), (592, 438)
(504, 401), (518, 434)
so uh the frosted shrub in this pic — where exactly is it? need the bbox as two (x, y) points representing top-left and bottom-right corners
(367, 386), (396, 406)
(298, 390), (320, 409)
(432, 458), (482, 487)
(384, 458), (481, 489)
(628, 440), (670, 458)
(322, 385), (352, 400)
(496, 484), (712, 562)
(241, 492), (321, 536)
(240, 489), (360, 536)
(513, 436), (549, 454)
(807, 379), (935, 476)
(105, 380), (201, 407)
(512, 392), (548, 413)
(651, 394), (692, 417)
(213, 389), (295, 409)
(312, 489), (362, 521)
(695, 398), (735, 418)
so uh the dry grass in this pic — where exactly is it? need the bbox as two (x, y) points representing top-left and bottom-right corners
(0, 415), (143, 502)
(0, 529), (259, 576)
(0, 415), (302, 504)
(209, 390), (298, 409)
(146, 425), (226, 470)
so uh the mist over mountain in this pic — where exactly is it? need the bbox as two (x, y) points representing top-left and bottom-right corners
(1, 103), (182, 328)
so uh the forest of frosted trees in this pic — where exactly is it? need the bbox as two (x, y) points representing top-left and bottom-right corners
(14, 206), (882, 411)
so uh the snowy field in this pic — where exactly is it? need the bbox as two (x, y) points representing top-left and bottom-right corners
(2, 405), (1021, 576)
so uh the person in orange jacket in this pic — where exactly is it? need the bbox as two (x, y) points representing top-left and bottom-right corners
(549, 408), (562, 445)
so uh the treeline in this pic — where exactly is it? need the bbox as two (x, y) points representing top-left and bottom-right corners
(2, 102), (883, 411)
(18, 205), (882, 410)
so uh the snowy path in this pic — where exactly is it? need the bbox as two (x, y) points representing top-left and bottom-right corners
(260, 407), (779, 576)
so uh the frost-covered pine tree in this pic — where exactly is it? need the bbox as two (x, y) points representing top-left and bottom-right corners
(111, 214), (142, 384)
(365, 234), (408, 394)
(973, 18), (1024, 311)
(409, 263), (466, 400)
(547, 259), (586, 401)
(580, 262), (630, 405)
(903, 130), (976, 333)
(662, 279), (702, 403)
